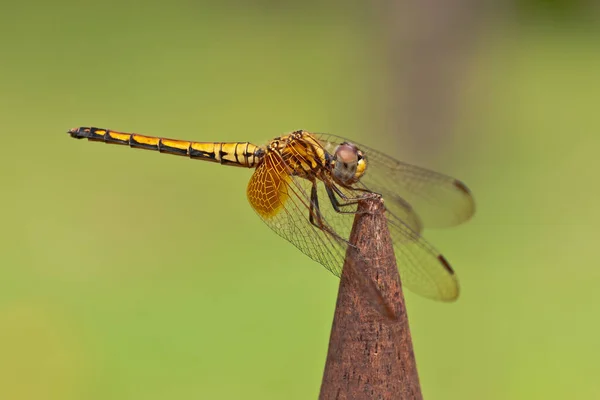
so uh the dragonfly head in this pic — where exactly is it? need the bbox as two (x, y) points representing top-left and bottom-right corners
(331, 142), (367, 185)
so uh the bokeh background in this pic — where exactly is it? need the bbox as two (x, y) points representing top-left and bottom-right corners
(1, 1), (599, 399)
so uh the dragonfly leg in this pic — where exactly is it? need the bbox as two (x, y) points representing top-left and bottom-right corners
(325, 185), (360, 214)
(326, 184), (380, 215)
(311, 184), (396, 320)
(330, 183), (372, 202)
(329, 184), (384, 216)
(308, 181), (327, 228)
(309, 182), (351, 234)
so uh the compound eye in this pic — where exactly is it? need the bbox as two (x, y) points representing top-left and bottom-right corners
(335, 143), (358, 164)
(355, 150), (367, 180)
(333, 143), (360, 184)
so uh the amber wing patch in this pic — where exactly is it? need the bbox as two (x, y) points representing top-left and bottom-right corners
(247, 152), (290, 219)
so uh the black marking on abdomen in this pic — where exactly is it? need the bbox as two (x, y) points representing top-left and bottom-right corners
(159, 141), (188, 156)
(220, 158), (240, 166)
(87, 127), (106, 141)
(219, 147), (227, 164)
(189, 147), (216, 159)
(128, 136), (156, 150)
(103, 132), (128, 145)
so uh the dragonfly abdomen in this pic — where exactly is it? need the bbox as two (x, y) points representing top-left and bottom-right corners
(68, 127), (263, 168)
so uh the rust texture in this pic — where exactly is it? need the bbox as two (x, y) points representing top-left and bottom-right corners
(319, 196), (422, 400)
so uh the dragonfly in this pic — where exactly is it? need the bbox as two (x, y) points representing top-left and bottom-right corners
(67, 127), (475, 301)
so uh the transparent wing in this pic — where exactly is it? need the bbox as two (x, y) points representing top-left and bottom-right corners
(314, 133), (475, 230)
(315, 179), (459, 300)
(247, 147), (459, 301)
(246, 150), (395, 313)
(385, 212), (459, 300)
(246, 150), (349, 277)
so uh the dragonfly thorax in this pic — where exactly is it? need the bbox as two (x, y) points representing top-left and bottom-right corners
(267, 131), (330, 179)
(331, 142), (367, 185)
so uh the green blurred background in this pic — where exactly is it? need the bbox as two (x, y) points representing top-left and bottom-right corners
(1, 1), (598, 399)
